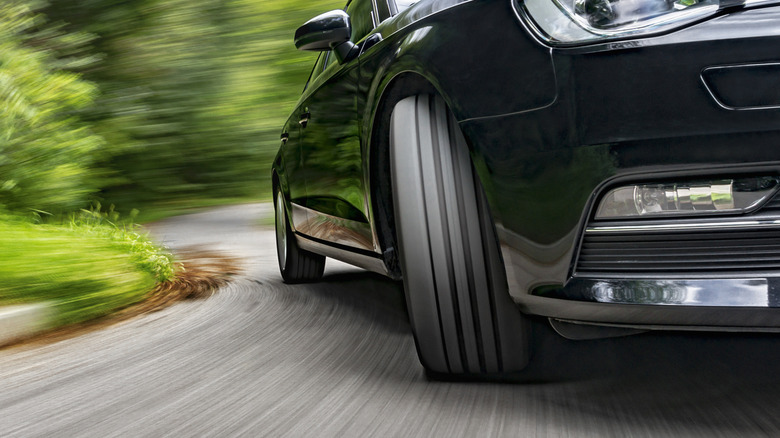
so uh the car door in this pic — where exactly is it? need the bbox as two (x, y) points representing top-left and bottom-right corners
(280, 53), (328, 231)
(296, 0), (378, 253)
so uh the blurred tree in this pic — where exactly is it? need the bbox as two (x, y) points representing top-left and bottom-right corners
(43, 0), (242, 206)
(0, 0), (346, 215)
(43, 0), (344, 208)
(0, 0), (104, 214)
(227, 0), (345, 179)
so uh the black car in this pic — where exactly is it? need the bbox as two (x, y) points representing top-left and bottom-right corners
(272, 0), (780, 377)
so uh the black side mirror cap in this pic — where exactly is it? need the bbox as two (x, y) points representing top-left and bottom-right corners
(295, 10), (358, 64)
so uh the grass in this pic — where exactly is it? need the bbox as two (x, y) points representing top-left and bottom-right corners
(0, 192), (264, 333)
(0, 210), (176, 328)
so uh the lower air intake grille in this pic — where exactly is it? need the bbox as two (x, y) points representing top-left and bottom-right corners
(576, 227), (780, 275)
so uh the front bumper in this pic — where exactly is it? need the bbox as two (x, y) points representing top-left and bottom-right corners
(530, 189), (780, 329)
(461, 4), (780, 330)
(521, 278), (780, 330)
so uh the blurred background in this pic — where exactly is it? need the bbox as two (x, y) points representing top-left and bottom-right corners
(0, 0), (344, 331)
(0, 0), (344, 221)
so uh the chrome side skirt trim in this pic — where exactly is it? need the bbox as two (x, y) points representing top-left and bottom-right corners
(290, 203), (309, 233)
(291, 202), (377, 253)
(296, 234), (390, 277)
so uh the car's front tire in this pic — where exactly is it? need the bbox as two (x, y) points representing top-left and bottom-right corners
(274, 188), (326, 283)
(390, 94), (530, 377)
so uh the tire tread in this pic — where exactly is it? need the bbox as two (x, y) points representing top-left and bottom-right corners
(391, 94), (528, 376)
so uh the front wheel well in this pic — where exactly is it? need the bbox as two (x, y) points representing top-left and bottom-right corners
(368, 74), (443, 279)
(271, 170), (279, 194)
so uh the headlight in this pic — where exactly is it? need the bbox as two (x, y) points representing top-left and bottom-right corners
(595, 176), (780, 219)
(521, 0), (720, 43)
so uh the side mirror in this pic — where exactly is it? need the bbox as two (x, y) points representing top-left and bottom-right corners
(294, 10), (358, 64)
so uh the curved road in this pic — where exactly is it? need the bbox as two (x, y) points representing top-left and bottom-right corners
(2, 204), (780, 436)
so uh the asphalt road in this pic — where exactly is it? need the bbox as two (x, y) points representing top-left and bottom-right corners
(2, 203), (780, 437)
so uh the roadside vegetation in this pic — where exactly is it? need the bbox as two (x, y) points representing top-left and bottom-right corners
(0, 0), (340, 333)
(0, 214), (172, 327)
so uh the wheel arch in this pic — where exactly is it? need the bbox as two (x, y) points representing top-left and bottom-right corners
(271, 165), (293, 234)
(367, 71), (482, 279)
(271, 167), (280, 193)
(271, 151), (286, 200)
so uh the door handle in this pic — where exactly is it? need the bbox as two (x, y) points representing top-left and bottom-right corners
(299, 112), (310, 127)
(280, 133), (289, 144)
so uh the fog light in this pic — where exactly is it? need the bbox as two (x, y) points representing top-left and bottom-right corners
(595, 177), (779, 219)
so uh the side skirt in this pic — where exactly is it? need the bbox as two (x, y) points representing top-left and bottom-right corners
(296, 233), (392, 278)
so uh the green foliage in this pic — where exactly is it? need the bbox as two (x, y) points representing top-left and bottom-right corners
(0, 0), (103, 214)
(68, 204), (176, 282)
(41, 0), (345, 208)
(227, 0), (346, 183)
(0, 0), (354, 326)
(0, 0), (347, 214)
(0, 217), (158, 326)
